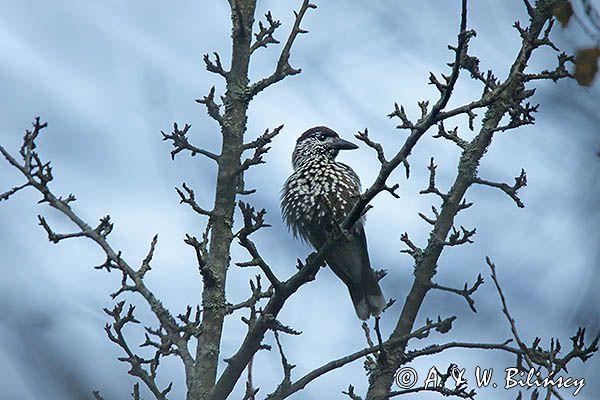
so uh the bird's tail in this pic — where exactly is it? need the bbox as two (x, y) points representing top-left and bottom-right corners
(348, 269), (386, 320)
(321, 225), (386, 320)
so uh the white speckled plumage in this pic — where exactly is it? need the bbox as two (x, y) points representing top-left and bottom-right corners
(281, 126), (386, 320)
(282, 156), (362, 241)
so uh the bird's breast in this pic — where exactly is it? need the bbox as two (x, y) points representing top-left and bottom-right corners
(282, 163), (360, 241)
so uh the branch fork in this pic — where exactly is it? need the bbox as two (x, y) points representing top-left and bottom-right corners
(430, 273), (484, 313)
(419, 157), (448, 202)
(473, 169), (527, 208)
(161, 122), (220, 161)
(250, 12), (282, 54)
(203, 52), (229, 78)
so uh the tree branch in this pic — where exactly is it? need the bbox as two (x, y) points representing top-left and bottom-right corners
(355, 128), (388, 166)
(265, 317), (457, 400)
(0, 121), (196, 393)
(104, 301), (173, 400)
(161, 122), (220, 162)
(226, 275), (273, 315)
(203, 52), (229, 78)
(236, 202), (281, 288)
(195, 86), (224, 126)
(250, 12), (282, 54)
(249, 0), (316, 97)
(433, 121), (468, 149)
(240, 125), (283, 172)
(419, 157), (448, 202)
(430, 273), (484, 313)
(473, 169), (527, 208)
(0, 181), (30, 202)
(175, 182), (214, 217)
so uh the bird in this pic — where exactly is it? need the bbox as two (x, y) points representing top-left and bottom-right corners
(281, 126), (386, 320)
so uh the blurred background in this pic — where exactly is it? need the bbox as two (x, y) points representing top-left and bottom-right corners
(0, 0), (598, 399)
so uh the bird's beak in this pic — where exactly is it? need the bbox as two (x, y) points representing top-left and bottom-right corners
(332, 138), (359, 150)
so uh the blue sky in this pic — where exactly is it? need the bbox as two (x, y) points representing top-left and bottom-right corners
(0, 1), (598, 399)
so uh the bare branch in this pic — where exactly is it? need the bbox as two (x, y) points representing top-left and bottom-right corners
(176, 305), (202, 342)
(488, 255), (541, 351)
(387, 103), (414, 129)
(175, 182), (214, 217)
(236, 202), (281, 288)
(355, 128), (388, 165)
(383, 183), (400, 199)
(486, 256), (599, 399)
(104, 301), (173, 400)
(418, 211), (436, 225)
(243, 373), (259, 400)
(430, 273), (484, 312)
(265, 317), (457, 399)
(268, 330), (296, 396)
(373, 317), (386, 362)
(433, 121), (468, 149)
(0, 120), (196, 385)
(226, 275), (273, 315)
(1, 118), (53, 193)
(195, 86), (224, 125)
(419, 205), (440, 226)
(243, 125), (284, 150)
(429, 71), (448, 93)
(458, 198), (473, 211)
(361, 322), (378, 374)
(402, 158), (410, 179)
(406, 339), (518, 361)
(361, 322), (375, 349)
(522, 53), (574, 82)
(37, 215), (87, 243)
(250, 12), (282, 54)
(242, 358), (260, 400)
(523, 0), (535, 17)
(473, 169), (527, 208)
(161, 122), (220, 162)
(240, 125), (283, 171)
(139, 234), (158, 278)
(131, 384), (141, 400)
(400, 232), (423, 260)
(492, 101), (539, 133)
(417, 100), (429, 120)
(203, 52), (229, 78)
(419, 157), (448, 202)
(443, 225), (476, 246)
(435, 99), (482, 131)
(249, 0), (317, 97)
(265, 314), (302, 336)
(0, 181), (30, 202)
(555, 327), (600, 373)
(184, 230), (216, 285)
(236, 171), (257, 196)
(342, 385), (363, 400)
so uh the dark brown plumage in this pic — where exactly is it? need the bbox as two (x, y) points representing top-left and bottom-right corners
(281, 126), (386, 320)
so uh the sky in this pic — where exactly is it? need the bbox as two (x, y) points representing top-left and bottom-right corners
(0, 1), (599, 399)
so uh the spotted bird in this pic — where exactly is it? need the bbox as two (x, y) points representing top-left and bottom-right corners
(281, 126), (386, 320)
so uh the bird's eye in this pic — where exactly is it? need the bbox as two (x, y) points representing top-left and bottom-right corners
(318, 134), (326, 141)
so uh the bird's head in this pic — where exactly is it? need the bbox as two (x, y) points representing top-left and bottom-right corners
(291, 126), (358, 169)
